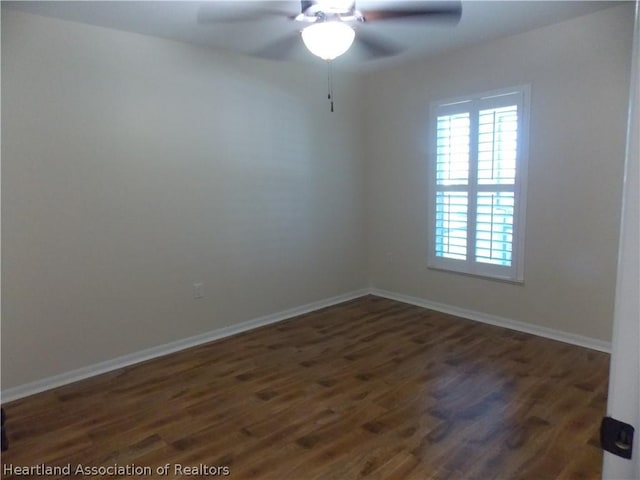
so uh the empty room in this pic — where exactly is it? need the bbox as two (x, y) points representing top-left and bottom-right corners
(1, 1), (639, 479)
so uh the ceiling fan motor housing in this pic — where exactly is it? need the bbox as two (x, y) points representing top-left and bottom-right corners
(299, 0), (360, 22)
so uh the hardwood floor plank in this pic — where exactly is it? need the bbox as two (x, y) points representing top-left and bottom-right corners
(1, 296), (609, 479)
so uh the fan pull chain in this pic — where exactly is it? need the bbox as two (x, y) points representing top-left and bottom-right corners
(327, 60), (334, 113)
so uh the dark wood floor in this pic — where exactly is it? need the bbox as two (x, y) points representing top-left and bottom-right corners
(1, 296), (609, 479)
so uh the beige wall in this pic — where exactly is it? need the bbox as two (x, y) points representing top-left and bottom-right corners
(1, 10), (366, 389)
(363, 4), (634, 342)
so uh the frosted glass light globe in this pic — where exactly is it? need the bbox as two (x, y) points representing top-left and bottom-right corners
(301, 22), (355, 60)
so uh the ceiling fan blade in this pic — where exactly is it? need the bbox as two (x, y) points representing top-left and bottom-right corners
(354, 30), (402, 59)
(253, 32), (303, 60)
(359, 1), (462, 24)
(197, 2), (297, 24)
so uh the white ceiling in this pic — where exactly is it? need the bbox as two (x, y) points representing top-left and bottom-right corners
(4, 1), (625, 71)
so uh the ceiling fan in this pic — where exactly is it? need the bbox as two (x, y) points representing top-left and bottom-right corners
(198, 0), (463, 62)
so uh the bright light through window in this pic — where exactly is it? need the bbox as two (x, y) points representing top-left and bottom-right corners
(429, 86), (529, 282)
(436, 113), (469, 186)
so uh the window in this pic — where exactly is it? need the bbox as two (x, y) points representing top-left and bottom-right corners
(428, 86), (530, 282)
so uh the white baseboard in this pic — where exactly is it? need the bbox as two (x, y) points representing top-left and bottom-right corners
(369, 287), (612, 353)
(1, 289), (369, 403)
(3, 287), (610, 402)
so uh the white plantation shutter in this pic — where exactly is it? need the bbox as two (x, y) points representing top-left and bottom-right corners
(436, 113), (469, 185)
(429, 86), (529, 281)
(475, 191), (514, 266)
(478, 106), (518, 185)
(435, 191), (468, 260)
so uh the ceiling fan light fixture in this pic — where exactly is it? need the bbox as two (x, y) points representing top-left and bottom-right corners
(301, 21), (355, 60)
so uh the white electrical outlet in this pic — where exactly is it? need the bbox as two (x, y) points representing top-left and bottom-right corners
(193, 282), (204, 299)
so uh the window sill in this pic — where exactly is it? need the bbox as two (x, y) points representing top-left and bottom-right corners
(426, 265), (524, 285)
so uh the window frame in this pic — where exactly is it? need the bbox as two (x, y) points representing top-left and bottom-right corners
(427, 85), (531, 283)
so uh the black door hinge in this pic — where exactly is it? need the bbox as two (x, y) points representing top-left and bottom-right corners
(601, 416), (634, 459)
